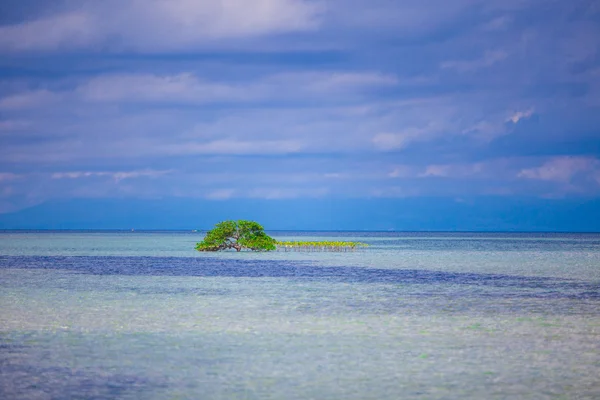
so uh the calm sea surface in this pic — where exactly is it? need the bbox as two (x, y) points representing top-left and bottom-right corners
(1, 231), (599, 399)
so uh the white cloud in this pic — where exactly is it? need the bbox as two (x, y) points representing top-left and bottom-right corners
(51, 169), (173, 182)
(111, 170), (173, 182)
(441, 50), (508, 72)
(78, 73), (250, 103)
(205, 189), (236, 200)
(372, 124), (436, 151)
(165, 139), (303, 155)
(196, 186), (331, 200)
(507, 109), (534, 124)
(461, 120), (506, 141)
(266, 72), (398, 92)
(0, 173), (19, 182)
(77, 71), (397, 104)
(372, 132), (411, 151)
(0, 86), (497, 162)
(461, 108), (535, 141)
(0, 90), (59, 110)
(368, 96), (491, 151)
(0, 83), (543, 165)
(51, 171), (105, 179)
(419, 163), (484, 178)
(369, 186), (420, 198)
(420, 165), (451, 178)
(1, 0), (599, 208)
(0, 70), (396, 111)
(0, 120), (31, 131)
(388, 160), (521, 181)
(518, 157), (600, 183)
(388, 166), (413, 178)
(247, 187), (328, 199)
(482, 15), (512, 31)
(329, 0), (529, 34)
(134, 0), (322, 41)
(0, 13), (95, 52)
(0, 0), (322, 53)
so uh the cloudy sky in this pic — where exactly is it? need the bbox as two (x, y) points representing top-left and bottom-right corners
(0, 0), (599, 228)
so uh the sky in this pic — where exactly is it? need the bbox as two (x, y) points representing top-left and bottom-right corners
(0, 0), (599, 230)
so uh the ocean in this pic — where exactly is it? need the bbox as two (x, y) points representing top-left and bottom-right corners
(1, 231), (599, 399)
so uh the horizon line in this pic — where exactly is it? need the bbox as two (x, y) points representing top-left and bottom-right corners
(1, 229), (599, 234)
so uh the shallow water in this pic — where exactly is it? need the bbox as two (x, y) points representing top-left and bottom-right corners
(1, 231), (599, 399)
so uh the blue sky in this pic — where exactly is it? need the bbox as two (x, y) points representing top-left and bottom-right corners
(0, 0), (599, 229)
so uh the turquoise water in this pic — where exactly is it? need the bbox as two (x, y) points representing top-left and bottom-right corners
(1, 231), (599, 399)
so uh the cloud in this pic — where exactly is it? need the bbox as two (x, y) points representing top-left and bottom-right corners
(247, 187), (329, 199)
(420, 165), (452, 178)
(507, 109), (534, 124)
(82, 71), (397, 104)
(51, 169), (173, 182)
(419, 163), (484, 178)
(0, 83), (544, 167)
(2, 70), (397, 109)
(388, 166), (413, 178)
(78, 73), (250, 104)
(0, 12), (95, 52)
(0, 120), (31, 131)
(0, 90), (59, 110)
(372, 127), (431, 151)
(371, 112), (453, 151)
(388, 163), (490, 179)
(0, 0), (322, 53)
(111, 170), (173, 182)
(328, 0), (540, 35)
(164, 139), (303, 156)
(0, 173), (19, 182)
(369, 95), (519, 152)
(1, 0), (600, 210)
(461, 120), (506, 141)
(266, 72), (398, 92)
(441, 50), (508, 72)
(51, 172), (107, 179)
(372, 132), (412, 151)
(482, 16), (512, 31)
(518, 157), (600, 183)
(196, 186), (330, 200)
(369, 186), (420, 198)
(205, 189), (237, 200)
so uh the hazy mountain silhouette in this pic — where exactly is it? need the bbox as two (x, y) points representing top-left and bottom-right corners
(0, 197), (598, 231)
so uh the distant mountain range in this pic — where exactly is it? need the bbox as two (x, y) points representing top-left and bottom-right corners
(0, 197), (599, 232)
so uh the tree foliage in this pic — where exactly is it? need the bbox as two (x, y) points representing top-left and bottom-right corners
(195, 220), (277, 252)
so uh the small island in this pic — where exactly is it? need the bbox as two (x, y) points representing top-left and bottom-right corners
(195, 220), (277, 252)
(195, 220), (368, 252)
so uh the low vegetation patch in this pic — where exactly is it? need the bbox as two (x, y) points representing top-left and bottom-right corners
(276, 241), (368, 252)
(195, 220), (369, 252)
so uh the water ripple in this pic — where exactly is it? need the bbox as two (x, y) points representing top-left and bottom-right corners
(1, 255), (598, 300)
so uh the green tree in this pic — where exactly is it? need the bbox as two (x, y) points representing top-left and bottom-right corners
(195, 220), (277, 252)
